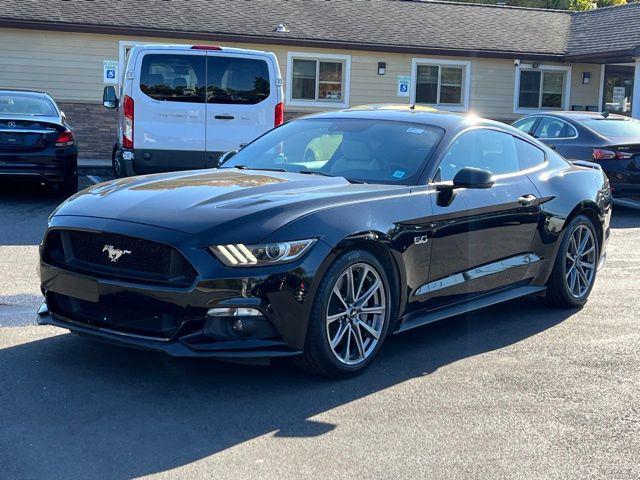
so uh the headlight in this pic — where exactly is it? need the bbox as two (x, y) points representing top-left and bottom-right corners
(210, 239), (316, 267)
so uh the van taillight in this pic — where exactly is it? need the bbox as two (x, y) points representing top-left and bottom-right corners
(123, 95), (134, 149)
(54, 130), (75, 148)
(275, 102), (284, 127)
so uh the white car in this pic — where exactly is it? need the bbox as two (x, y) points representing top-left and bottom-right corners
(103, 44), (284, 177)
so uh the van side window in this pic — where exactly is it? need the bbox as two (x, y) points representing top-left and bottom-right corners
(140, 54), (206, 103)
(207, 57), (270, 105)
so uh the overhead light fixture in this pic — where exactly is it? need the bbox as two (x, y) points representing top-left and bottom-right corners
(378, 62), (386, 75)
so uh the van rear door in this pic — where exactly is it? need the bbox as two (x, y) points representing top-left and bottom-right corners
(133, 50), (207, 173)
(205, 51), (279, 166)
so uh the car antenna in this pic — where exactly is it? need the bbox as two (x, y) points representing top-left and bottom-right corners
(601, 110), (609, 118)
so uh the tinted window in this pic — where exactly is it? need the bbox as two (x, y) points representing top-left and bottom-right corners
(515, 138), (545, 170)
(436, 129), (520, 181)
(0, 93), (57, 116)
(513, 117), (538, 134)
(207, 57), (270, 105)
(534, 117), (575, 139)
(223, 119), (444, 185)
(140, 54), (206, 103)
(582, 118), (640, 138)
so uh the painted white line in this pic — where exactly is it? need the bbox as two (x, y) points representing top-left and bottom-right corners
(87, 175), (103, 184)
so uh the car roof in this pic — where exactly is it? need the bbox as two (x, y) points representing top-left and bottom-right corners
(522, 111), (632, 122)
(301, 104), (511, 132)
(0, 88), (49, 97)
(130, 44), (275, 57)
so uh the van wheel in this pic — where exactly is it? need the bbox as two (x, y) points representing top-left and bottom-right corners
(295, 250), (392, 378)
(112, 144), (125, 178)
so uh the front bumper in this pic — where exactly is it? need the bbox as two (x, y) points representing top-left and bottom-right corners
(39, 216), (333, 358)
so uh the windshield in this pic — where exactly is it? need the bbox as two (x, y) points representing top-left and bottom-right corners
(583, 118), (640, 138)
(222, 118), (444, 185)
(0, 93), (57, 116)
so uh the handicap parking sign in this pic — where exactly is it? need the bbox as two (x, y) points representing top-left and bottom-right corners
(397, 75), (410, 97)
(103, 60), (119, 84)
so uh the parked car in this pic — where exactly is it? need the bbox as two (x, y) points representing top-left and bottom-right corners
(513, 111), (640, 207)
(103, 44), (284, 178)
(0, 89), (77, 195)
(38, 105), (611, 377)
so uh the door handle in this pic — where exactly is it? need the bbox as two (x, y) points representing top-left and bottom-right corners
(214, 115), (234, 120)
(518, 194), (538, 206)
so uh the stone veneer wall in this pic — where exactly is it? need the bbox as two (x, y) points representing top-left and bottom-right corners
(58, 102), (118, 160)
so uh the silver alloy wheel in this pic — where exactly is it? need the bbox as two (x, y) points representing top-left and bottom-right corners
(326, 262), (386, 366)
(565, 224), (596, 298)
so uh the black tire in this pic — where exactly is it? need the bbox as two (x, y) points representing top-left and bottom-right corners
(294, 249), (393, 378)
(56, 173), (78, 198)
(112, 144), (125, 178)
(545, 214), (599, 308)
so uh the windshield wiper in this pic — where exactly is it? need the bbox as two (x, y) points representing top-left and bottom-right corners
(231, 165), (288, 172)
(298, 170), (366, 184)
(298, 170), (334, 178)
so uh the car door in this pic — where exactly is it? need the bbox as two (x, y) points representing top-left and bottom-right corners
(133, 50), (207, 172)
(531, 116), (578, 155)
(423, 128), (543, 307)
(205, 52), (278, 166)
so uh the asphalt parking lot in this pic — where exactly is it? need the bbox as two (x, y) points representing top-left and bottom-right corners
(0, 179), (639, 480)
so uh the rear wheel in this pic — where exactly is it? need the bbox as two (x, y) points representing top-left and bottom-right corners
(295, 250), (392, 378)
(545, 214), (599, 308)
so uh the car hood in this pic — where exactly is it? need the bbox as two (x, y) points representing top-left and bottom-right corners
(54, 169), (406, 243)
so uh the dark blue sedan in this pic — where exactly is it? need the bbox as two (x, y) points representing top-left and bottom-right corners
(513, 112), (640, 207)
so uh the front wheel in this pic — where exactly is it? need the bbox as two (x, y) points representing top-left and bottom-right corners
(295, 250), (392, 378)
(545, 214), (599, 308)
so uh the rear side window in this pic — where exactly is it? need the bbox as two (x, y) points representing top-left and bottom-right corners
(140, 54), (206, 103)
(515, 137), (545, 170)
(207, 57), (270, 105)
(513, 117), (538, 134)
(534, 117), (576, 139)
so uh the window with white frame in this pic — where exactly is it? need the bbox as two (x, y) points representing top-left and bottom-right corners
(515, 66), (570, 112)
(411, 59), (471, 111)
(286, 52), (351, 107)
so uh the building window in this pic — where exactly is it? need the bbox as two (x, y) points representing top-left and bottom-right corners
(286, 52), (351, 108)
(515, 65), (571, 113)
(411, 58), (471, 111)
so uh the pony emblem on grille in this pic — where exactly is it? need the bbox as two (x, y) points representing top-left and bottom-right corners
(102, 244), (132, 263)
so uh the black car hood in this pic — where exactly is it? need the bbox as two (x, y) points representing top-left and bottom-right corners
(55, 169), (406, 243)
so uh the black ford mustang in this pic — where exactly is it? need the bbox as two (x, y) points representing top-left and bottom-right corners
(38, 106), (611, 377)
(0, 89), (78, 195)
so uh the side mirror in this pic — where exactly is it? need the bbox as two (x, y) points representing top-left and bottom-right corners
(452, 167), (494, 189)
(103, 86), (118, 109)
(60, 111), (67, 122)
(218, 150), (238, 166)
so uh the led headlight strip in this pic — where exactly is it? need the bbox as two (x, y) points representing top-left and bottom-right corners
(211, 239), (316, 267)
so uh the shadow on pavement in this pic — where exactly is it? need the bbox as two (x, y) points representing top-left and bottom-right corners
(611, 205), (640, 229)
(0, 296), (576, 479)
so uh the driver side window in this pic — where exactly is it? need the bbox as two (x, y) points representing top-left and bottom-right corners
(435, 129), (521, 182)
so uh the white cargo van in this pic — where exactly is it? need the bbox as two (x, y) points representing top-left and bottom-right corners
(103, 44), (283, 177)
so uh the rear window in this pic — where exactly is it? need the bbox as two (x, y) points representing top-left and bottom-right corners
(207, 57), (270, 105)
(139, 53), (270, 105)
(0, 93), (57, 116)
(583, 119), (640, 138)
(140, 54), (206, 103)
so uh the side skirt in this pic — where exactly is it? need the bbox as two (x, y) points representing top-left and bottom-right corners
(393, 285), (547, 334)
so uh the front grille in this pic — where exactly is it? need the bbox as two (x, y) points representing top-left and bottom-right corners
(43, 229), (197, 287)
(48, 292), (205, 339)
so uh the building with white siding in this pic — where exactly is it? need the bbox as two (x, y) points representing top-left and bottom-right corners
(0, 0), (639, 159)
